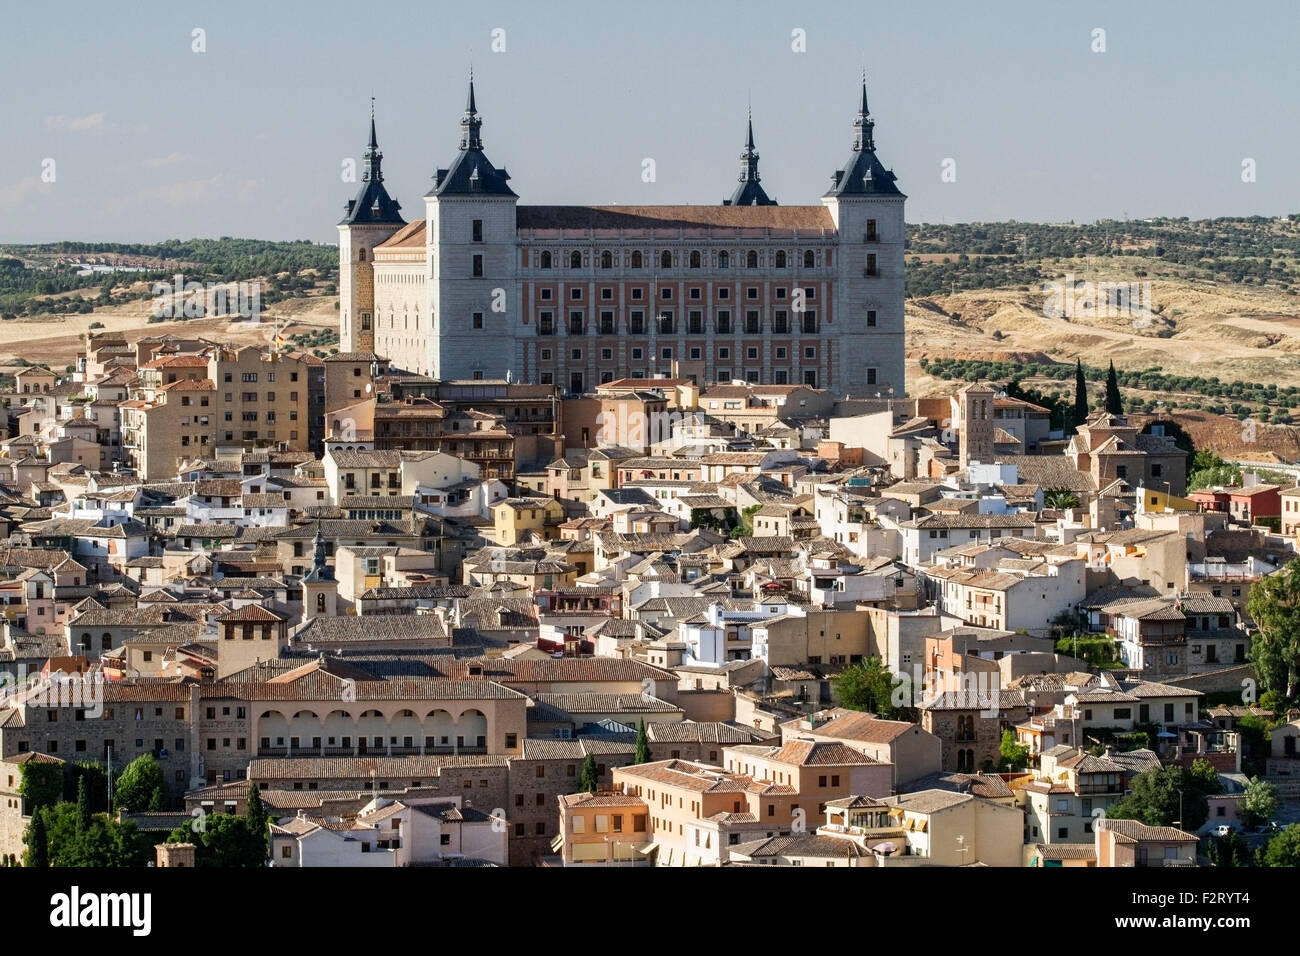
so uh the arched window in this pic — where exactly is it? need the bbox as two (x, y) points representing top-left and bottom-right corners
(316, 592), (326, 613)
(540, 251), (552, 269)
(718, 251), (729, 269)
(660, 251), (672, 269)
(746, 251), (758, 269)
(775, 250), (787, 268)
(601, 251), (613, 269)
(570, 251), (582, 269)
(631, 251), (642, 269)
(689, 251), (701, 269)
(804, 250), (815, 268)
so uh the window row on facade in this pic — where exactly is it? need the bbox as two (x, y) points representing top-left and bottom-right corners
(528, 248), (833, 271)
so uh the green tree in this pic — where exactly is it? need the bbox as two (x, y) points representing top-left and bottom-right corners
(23, 807), (48, 867)
(1105, 360), (1123, 415)
(114, 754), (163, 813)
(63, 761), (109, 812)
(247, 782), (268, 834)
(1247, 558), (1300, 699)
(998, 730), (1030, 771)
(634, 719), (651, 765)
(1107, 765), (1213, 830)
(1208, 830), (1252, 868)
(729, 504), (761, 540)
(18, 760), (63, 814)
(1262, 824), (1300, 866)
(75, 777), (90, 838)
(1242, 776), (1279, 828)
(1073, 358), (1089, 426)
(832, 658), (903, 719)
(168, 814), (265, 867)
(40, 802), (152, 867)
(1044, 489), (1080, 510)
(579, 754), (598, 794)
(1187, 758), (1224, 797)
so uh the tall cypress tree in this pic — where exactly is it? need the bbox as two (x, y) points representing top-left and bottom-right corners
(1073, 359), (1089, 426)
(246, 781), (269, 856)
(634, 719), (651, 765)
(1105, 361), (1123, 415)
(579, 754), (598, 794)
(24, 810), (48, 868)
(75, 777), (90, 837)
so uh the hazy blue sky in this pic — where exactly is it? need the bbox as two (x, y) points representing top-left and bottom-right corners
(1, 0), (1296, 243)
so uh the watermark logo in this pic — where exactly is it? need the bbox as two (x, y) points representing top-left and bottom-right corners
(151, 274), (261, 321)
(1042, 273), (1151, 324)
(1090, 27), (1107, 53)
(1241, 418), (1257, 444)
(190, 807), (207, 834)
(491, 808), (508, 833)
(1241, 677), (1256, 705)
(42, 158), (57, 183)
(641, 158), (656, 184)
(191, 27), (206, 53)
(490, 27), (507, 52)
(941, 158), (957, 183)
(889, 664), (1003, 718)
(790, 28), (806, 53)
(340, 678), (356, 704)
(50, 887), (151, 936)
(1241, 158), (1256, 183)
(0, 668), (104, 718)
(640, 677), (657, 701)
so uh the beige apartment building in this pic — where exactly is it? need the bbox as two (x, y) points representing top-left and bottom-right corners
(122, 346), (313, 479)
(612, 759), (802, 866)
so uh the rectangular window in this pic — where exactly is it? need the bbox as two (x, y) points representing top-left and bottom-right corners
(472, 219), (483, 242)
(472, 254), (484, 277)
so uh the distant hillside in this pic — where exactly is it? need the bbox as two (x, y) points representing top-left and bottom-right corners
(904, 215), (1300, 297)
(0, 238), (337, 318)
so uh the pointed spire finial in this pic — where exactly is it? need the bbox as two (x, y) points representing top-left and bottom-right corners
(368, 95), (378, 151)
(853, 73), (875, 152)
(459, 68), (484, 151)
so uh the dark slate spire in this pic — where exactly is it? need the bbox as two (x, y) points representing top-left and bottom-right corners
(340, 100), (405, 225)
(724, 109), (777, 207)
(428, 73), (517, 198)
(460, 72), (483, 151)
(824, 74), (903, 199)
(363, 98), (383, 184)
(303, 524), (334, 583)
(853, 73), (874, 151)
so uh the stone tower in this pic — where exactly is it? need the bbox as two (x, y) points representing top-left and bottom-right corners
(821, 77), (906, 395)
(424, 76), (520, 381)
(959, 382), (997, 467)
(301, 527), (339, 622)
(156, 842), (196, 867)
(338, 104), (406, 354)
